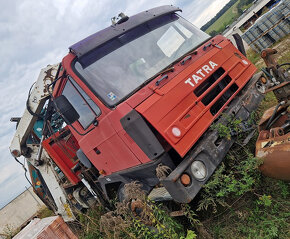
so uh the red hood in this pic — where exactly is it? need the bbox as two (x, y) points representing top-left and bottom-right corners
(135, 39), (256, 157)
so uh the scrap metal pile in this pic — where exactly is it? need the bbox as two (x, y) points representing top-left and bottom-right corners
(255, 48), (290, 180)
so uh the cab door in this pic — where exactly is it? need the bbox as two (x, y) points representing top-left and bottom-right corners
(60, 76), (142, 175)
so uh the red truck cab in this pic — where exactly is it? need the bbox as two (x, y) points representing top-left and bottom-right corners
(43, 5), (264, 203)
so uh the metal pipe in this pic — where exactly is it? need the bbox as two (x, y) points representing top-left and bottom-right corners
(265, 101), (285, 130)
(268, 111), (286, 129)
(35, 135), (45, 165)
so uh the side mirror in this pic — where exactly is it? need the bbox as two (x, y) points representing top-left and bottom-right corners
(54, 95), (80, 125)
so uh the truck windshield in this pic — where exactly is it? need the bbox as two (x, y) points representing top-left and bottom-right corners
(74, 14), (209, 106)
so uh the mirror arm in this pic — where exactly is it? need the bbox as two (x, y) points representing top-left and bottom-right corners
(93, 118), (99, 126)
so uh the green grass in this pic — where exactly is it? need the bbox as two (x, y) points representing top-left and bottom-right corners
(241, 2), (253, 11)
(199, 35), (290, 238)
(246, 48), (261, 65)
(36, 206), (55, 219)
(206, 177), (290, 239)
(205, 0), (254, 35)
(206, 0), (241, 34)
(75, 188), (197, 239)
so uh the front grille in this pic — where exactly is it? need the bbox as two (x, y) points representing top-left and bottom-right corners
(193, 67), (238, 116)
(210, 83), (238, 115)
(194, 68), (225, 97)
(201, 75), (232, 106)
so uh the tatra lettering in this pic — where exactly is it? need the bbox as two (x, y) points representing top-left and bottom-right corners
(209, 61), (218, 69)
(196, 69), (205, 77)
(184, 61), (218, 88)
(185, 78), (195, 87)
(192, 74), (202, 84)
(202, 65), (211, 74)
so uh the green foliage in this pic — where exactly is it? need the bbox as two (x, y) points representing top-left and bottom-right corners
(127, 201), (184, 239)
(257, 195), (272, 207)
(198, 136), (290, 238)
(181, 204), (200, 227)
(36, 206), (55, 219)
(257, 92), (277, 118)
(212, 123), (232, 139)
(208, 30), (218, 37)
(278, 180), (290, 199)
(203, 0), (255, 34)
(246, 48), (261, 65)
(237, 0), (253, 15)
(197, 149), (261, 212)
(77, 183), (193, 239)
(76, 128), (289, 239)
(78, 205), (106, 239)
(211, 113), (244, 140)
(180, 230), (197, 239)
(205, 0), (240, 34)
(237, 197), (290, 239)
(201, 0), (238, 32)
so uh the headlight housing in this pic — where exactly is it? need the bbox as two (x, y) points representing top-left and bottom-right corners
(191, 160), (207, 181)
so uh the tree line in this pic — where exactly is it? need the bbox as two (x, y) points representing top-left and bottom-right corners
(201, 0), (254, 35)
(201, 0), (238, 32)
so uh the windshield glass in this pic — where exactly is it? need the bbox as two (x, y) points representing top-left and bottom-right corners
(74, 14), (209, 106)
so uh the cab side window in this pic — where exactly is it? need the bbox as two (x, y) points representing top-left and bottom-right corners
(62, 77), (101, 129)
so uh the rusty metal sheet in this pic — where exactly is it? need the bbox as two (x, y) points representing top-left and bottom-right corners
(256, 128), (290, 181)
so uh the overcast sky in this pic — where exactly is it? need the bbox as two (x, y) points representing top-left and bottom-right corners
(0, 0), (230, 208)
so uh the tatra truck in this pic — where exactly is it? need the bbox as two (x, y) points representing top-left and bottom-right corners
(10, 6), (264, 220)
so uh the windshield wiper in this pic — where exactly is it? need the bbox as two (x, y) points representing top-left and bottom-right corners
(158, 66), (175, 75)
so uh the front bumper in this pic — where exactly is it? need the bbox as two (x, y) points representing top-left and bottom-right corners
(161, 72), (264, 203)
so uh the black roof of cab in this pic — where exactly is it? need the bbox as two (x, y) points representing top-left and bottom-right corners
(69, 5), (181, 58)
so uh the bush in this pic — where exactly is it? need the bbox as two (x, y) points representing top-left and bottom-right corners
(77, 182), (197, 239)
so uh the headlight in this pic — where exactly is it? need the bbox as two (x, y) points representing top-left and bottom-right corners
(191, 161), (207, 180)
(172, 127), (181, 137)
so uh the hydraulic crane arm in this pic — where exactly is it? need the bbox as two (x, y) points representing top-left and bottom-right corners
(9, 64), (75, 222)
(9, 64), (59, 157)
